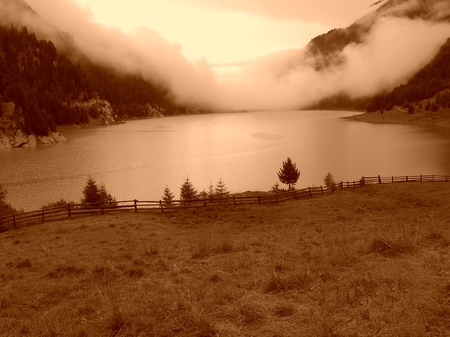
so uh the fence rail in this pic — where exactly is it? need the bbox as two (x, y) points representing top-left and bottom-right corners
(0, 174), (448, 230)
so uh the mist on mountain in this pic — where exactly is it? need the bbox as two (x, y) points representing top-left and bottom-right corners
(2, 0), (450, 112)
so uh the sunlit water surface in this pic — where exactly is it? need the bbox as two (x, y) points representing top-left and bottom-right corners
(2, 110), (450, 211)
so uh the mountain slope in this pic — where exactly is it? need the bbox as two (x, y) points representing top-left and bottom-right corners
(304, 0), (450, 111)
(0, 0), (195, 149)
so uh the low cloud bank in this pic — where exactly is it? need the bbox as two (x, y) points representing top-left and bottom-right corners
(6, 0), (450, 110)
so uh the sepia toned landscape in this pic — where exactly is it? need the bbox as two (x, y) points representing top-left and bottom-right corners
(1, 0), (450, 336)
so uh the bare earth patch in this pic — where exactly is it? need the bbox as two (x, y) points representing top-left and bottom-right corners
(1, 182), (450, 336)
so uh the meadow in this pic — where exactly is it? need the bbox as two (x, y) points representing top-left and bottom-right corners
(1, 182), (450, 336)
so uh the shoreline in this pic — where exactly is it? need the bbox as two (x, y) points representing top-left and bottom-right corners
(345, 107), (450, 127)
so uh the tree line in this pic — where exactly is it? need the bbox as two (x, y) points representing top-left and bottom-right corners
(1, 157), (320, 216)
(0, 25), (185, 136)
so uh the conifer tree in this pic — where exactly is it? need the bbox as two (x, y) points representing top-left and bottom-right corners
(277, 157), (300, 190)
(215, 178), (230, 198)
(324, 173), (336, 189)
(98, 183), (116, 206)
(162, 186), (175, 205)
(207, 183), (215, 200)
(180, 177), (198, 201)
(82, 176), (100, 204)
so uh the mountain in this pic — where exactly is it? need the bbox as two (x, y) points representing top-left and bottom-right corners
(0, 0), (196, 149)
(304, 0), (450, 111)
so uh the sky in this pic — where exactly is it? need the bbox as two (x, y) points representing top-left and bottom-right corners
(68, 0), (377, 64)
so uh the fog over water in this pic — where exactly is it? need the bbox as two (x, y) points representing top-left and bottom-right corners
(2, 111), (450, 211)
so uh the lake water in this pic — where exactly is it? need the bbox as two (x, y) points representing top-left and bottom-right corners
(1, 110), (450, 211)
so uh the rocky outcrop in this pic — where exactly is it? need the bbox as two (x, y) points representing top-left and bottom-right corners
(71, 95), (119, 126)
(0, 101), (67, 150)
(145, 103), (165, 118)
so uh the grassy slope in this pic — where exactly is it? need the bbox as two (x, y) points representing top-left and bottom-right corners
(1, 182), (450, 336)
(348, 107), (450, 126)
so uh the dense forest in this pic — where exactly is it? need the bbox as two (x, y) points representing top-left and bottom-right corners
(306, 38), (450, 112)
(0, 24), (183, 136)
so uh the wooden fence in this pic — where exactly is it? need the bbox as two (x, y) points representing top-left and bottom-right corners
(0, 174), (448, 230)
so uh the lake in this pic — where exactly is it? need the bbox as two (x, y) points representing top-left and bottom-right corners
(1, 110), (450, 211)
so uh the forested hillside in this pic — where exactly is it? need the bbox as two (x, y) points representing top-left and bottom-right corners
(306, 37), (450, 112)
(366, 37), (450, 111)
(0, 25), (183, 136)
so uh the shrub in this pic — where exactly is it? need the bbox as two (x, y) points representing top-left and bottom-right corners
(41, 199), (75, 209)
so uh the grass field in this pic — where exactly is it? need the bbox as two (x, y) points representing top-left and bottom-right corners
(1, 182), (450, 336)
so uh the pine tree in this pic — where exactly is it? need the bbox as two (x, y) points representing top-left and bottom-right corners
(82, 176), (100, 205)
(277, 157), (300, 190)
(215, 178), (230, 198)
(162, 186), (175, 205)
(207, 183), (215, 200)
(180, 177), (198, 201)
(271, 182), (281, 193)
(98, 183), (116, 206)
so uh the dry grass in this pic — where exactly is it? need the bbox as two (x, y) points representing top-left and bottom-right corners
(1, 182), (450, 336)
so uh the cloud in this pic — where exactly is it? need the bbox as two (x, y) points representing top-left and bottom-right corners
(212, 14), (450, 110)
(5, 0), (450, 112)
(23, 0), (222, 108)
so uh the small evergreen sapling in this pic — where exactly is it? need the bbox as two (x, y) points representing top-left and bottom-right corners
(324, 173), (336, 189)
(215, 178), (230, 198)
(162, 186), (175, 205)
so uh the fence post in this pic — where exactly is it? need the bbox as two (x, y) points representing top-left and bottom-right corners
(159, 200), (164, 212)
(134, 199), (138, 213)
(406, 176), (409, 182)
(378, 175), (381, 184)
(420, 175), (423, 182)
(68, 204), (71, 219)
(309, 187), (312, 197)
(258, 196), (261, 205)
(320, 186), (323, 195)
(13, 214), (16, 227)
(41, 209), (45, 223)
